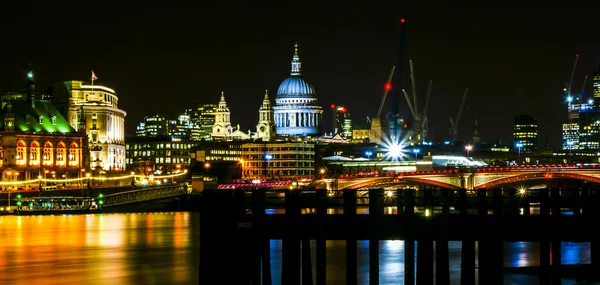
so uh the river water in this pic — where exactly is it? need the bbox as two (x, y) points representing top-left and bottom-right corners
(0, 212), (591, 284)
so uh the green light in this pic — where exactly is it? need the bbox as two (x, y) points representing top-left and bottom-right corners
(98, 200), (104, 205)
(27, 72), (33, 79)
(16, 194), (21, 199)
(16, 202), (22, 206)
(98, 194), (103, 198)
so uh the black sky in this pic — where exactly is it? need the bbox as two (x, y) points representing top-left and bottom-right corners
(1, 1), (599, 149)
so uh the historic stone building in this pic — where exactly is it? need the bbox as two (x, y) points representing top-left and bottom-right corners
(49, 79), (126, 172)
(0, 69), (87, 190)
(273, 43), (323, 136)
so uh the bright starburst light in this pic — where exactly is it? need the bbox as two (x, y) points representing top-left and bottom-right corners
(381, 134), (409, 161)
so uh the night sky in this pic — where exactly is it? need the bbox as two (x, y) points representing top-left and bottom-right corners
(1, 2), (599, 149)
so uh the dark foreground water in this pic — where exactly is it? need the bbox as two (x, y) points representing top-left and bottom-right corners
(0, 212), (591, 284)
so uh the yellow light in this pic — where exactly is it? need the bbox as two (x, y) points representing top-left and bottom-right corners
(204, 162), (210, 168)
(320, 168), (326, 174)
(6, 171), (11, 175)
(386, 191), (394, 198)
(86, 173), (91, 177)
(425, 209), (430, 217)
(130, 172), (135, 175)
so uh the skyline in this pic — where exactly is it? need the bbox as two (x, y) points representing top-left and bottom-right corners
(1, 2), (600, 148)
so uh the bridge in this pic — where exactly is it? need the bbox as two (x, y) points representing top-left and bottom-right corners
(333, 165), (600, 190)
(102, 184), (189, 207)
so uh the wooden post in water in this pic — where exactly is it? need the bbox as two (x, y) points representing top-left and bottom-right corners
(459, 188), (475, 285)
(550, 188), (562, 284)
(252, 189), (271, 285)
(417, 189), (434, 285)
(282, 189), (300, 285)
(592, 189), (600, 273)
(199, 189), (217, 283)
(369, 188), (383, 285)
(476, 189), (489, 283)
(436, 189), (450, 285)
(491, 188), (504, 284)
(404, 188), (415, 285)
(572, 188), (581, 216)
(315, 189), (327, 285)
(343, 189), (358, 285)
(301, 239), (313, 285)
(539, 188), (550, 285)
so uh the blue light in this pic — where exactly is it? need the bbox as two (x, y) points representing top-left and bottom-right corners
(365, 151), (373, 156)
(413, 148), (420, 154)
(265, 154), (273, 160)
(444, 141), (450, 145)
(516, 143), (523, 148)
(567, 96), (573, 103)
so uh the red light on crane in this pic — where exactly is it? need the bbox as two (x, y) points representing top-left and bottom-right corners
(384, 83), (392, 91)
(400, 18), (405, 23)
(576, 53), (579, 57)
(330, 104), (335, 109)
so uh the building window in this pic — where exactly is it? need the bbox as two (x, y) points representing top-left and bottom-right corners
(51, 116), (56, 125)
(39, 116), (44, 124)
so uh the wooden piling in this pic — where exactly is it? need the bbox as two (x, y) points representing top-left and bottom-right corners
(282, 189), (300, 285)
(315, 189), (327, 285)
(539, 188), (551, 285)
(404, 189), (415, 285)
(368, 188), (383, 285)
(343, 189), (357, 285)
(459, 188), (475, 285)
(436, 190), (450, 285)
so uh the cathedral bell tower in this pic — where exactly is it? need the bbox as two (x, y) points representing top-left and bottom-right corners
(211, 91), (233, 140)
(256, 90), (276, 141)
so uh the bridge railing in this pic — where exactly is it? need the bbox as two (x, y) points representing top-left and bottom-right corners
(103, 184), (187, 207)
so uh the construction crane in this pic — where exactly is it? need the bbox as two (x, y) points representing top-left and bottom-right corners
(376, 66), (396, 118)
(449, 88), (468, 143)
(400, 60), (433, 144)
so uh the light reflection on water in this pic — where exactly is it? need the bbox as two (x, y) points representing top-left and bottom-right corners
(0, 212), (590, 285)
(0, 212), (199, 285)
(268, 240), (591, 285)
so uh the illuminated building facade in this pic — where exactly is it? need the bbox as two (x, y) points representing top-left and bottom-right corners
(332, 105), (352, 138)
(513, 114), (538, 152)
(125, 137), (195, 175)
(255, 90), (276, 141)
(136, 112), (167, 137)
(273, 44), (323, 136)
(193, 104), (217, 141)
(50, 80), (126, 172)
(0, 70), (86, 189)
(241, 142), (315, 180)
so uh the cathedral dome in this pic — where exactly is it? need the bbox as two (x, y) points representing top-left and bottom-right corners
(276, 76), (316, 98)
(276, 43), (316, 99)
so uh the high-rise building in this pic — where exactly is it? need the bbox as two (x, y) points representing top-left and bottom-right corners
(273, 43), (323, 136)
(593, 66), (600, 99)
(136, 112), (167, 137)
(513, 114), (538, 152)
(332, 105), (352, 139)
(193, 104), (217, 141)
(241, 142), (315, 180)
(49, 80), (126, 172)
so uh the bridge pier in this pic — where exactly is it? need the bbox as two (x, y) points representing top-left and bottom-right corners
(402, 189), (415, 285)
(369, 188), (383, 285)
(282, 189), (301, 285)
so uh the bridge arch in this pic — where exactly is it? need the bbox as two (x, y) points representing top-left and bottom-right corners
(342, 176), (460, 190)
(475, 172), (600, 189)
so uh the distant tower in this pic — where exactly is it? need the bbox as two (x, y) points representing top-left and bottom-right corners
(256, 90), (276, 141)
(211, 91), (233, 139)
(472, 117), (481, 144)
(4, 102), (14, 132)
(26, 64), (35, 108)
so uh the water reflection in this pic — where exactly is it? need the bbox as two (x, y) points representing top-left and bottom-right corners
(268, 240), (591, 285)
(0, 212), (199, 285)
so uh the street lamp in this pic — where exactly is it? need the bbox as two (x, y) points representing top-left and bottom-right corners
(365, 151), (373, 160)
(412, 148), (420, 161)
(465, 145), (473, 157)
(264, 154), (273, 179)
(516, 143), (523, 165)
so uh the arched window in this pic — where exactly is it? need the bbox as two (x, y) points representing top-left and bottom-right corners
(56, 142), (66, 167)
(29, 141), (40, 166)
(69, 142), (79, 167)
(43, 141), (53, 166)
